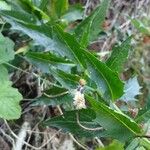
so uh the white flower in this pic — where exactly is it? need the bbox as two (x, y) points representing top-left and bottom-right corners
(73, 90), (86, 109)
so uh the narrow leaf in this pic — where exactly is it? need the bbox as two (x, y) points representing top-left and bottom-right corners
(75, 0), (110, 45)
(87, 96), (142, 141)
(84, 50), (124, 101)
(106, 37), (131, 73)
(25, 51), (75, 73)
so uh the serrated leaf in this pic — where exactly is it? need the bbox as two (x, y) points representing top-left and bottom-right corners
(86, 96), (142, 141)
(50, 68), (80, 89)
(0, 33), (15, 64)
(0, 65), (22, 120)
(75, 0), (110, 46)
(43, 109), (103, 137)
(0, 12), (86, 68)
(84, 50), (124, 101)
(96, 140), (124, 150)
(25, 51), (75, 73)
(120, 77), (141, 102)
(106, 37), (131, 73)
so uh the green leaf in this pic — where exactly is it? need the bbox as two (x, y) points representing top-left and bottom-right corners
(31, 86), (73, 106)
(25, 51), (75, 73)
(126, 138), (150, 150)
(0, 11), (86, 68)
(86, 96), (142, 141)
(13, 0), (50, 21)
(0, 1), (11, 10)
(0, 65), (22, 120)
(125, 138), (140, 150)
(84, 50), (124, 101)
(50, 68), (80, 89)
(131, 19), (150, 35)
(0, 10), (37, 24)
(0, 33), (15, 64)
(96, 140), (124, 150)
(75, 0), (110, 46)
(120, 77), (141, 102)
(43, 109), (103, 137)
(61, 4), (83, 23)
(50, 0), (68, 19)
(106, 37), (131, 73)
(136, 96), (150, 123)
(31, 93), (72, 107)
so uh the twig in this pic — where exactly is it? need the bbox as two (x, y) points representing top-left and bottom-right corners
(14, 122), (31, 150)
(4, 62), (62, 88)
(4, 120), (61, 150)
(44, 91), (69, 98)
(0, 128), (15, 148)
(56, 105), (88, 150)
(69, 133), (88, 150)
(76, 112), (103, 131)
(95, 137), (104, 147)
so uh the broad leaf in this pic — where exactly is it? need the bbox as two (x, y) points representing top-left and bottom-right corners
(75, 0), (110, 46)
(0, 65), (22, 120)
(120, 77), (141, 102)
(87, 96), (142, 141)
(25, 51), (75, 73)
(84, 50), (124, 101)
(0, 33), (15, 64)
(43, 109), (103, 137)
(106, 37), (131, 73)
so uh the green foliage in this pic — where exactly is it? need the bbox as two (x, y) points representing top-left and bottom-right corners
(62, 4), (83, 23)
(106, 37), (131, 73)
(84, 50), (124, 101)
(96, 140), (124, 150)
(26, 51), (75, 73)
(126, 138), (150, 150)
(131, 19), (150, 35)
(0, 0), (146, 147)
(43, 109), (102, 137)
(0, 33), (22, 120)
(0, 65), (22, 120)
(0, 33), (15, 64)
(86, 96), (142, 141)
(50, 0), (68, 19)
(75, 0), (110, 46)
(31, 86), (72, 106)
